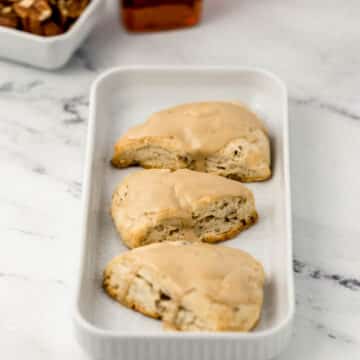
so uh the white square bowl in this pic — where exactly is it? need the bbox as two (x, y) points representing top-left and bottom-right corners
(0, 0), (104, 69)
(74, 67), (295, 360)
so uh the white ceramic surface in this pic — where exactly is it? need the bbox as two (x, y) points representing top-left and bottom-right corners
(0, 0), (104, 69)
(1, 0), (360, 359)
(74, 67), (294, 360)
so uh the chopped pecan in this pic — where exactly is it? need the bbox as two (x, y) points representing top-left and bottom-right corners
(26, 17), (42, 34)
(43, 19), (62, 36)
(0, 0), (89, 35)
(0, 4), (18, 28)
(58, 0), (88, 18)
(14, 0), (52, 22)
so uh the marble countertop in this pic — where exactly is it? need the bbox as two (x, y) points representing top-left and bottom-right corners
(1, 0), (359, 359)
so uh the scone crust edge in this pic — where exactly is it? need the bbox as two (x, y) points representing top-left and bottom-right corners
(111, 171), (258, 249)
(103, 242), (265, 332)
(111, 135), (271, 182)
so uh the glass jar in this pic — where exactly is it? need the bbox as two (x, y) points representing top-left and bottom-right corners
(121, 0), (202, 32)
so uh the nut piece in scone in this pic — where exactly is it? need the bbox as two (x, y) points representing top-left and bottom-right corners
(103, 241), (265, 332)
(111, 102), (271, 182)
(111, 169), (258, 249)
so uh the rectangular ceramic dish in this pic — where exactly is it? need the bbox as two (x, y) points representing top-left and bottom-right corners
(0, 0), (104, 69)
(74, 67), (294, 360)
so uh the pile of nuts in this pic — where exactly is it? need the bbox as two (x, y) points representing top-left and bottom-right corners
(0, 0), (90, 36)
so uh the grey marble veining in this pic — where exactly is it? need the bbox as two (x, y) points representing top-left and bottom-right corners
(290, 96), (360, 121)
(293, 258), (360, 291)
(1, 0), (360, 359)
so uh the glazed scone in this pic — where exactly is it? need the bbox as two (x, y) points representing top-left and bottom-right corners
(111, 102), (271, 182)
(111, 169), (258, 248)
(103, 241), (265, 332)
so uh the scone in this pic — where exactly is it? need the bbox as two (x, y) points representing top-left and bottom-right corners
(111, 169), (258, 248)
(103, 241), (265, 332)
(111, 101), (271, 182)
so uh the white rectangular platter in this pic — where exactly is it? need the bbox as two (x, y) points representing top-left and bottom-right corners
(74, 67), (294, 360)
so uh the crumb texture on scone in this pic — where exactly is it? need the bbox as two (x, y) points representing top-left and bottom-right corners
(103, 241), (265, 332)
(111, 102), (271, 182)
(111, 169), (258, 248)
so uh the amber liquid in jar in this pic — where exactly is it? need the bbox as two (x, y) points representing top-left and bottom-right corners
(122, 0), (202, 32)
